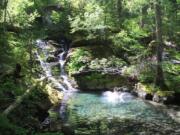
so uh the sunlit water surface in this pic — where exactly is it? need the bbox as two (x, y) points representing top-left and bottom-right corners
(66, 91), (172, 123)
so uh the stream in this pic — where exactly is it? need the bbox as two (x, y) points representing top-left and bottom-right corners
(35, 39), (180, 135)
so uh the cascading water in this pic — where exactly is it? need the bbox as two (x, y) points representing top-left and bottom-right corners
(58, 51), (77, 120)
(35, 39), (77, 121)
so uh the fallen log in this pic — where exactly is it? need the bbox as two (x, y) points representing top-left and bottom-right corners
(2, 78), (45, 116)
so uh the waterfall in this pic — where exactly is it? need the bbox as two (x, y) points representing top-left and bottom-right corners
(35, 39), (77, 121)
(58, 51), (77, 120)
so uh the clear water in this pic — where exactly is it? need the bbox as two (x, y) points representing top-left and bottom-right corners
(66, 91), (173, 122)
(62, 91), (180, 134)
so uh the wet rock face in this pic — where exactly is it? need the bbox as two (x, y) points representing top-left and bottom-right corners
(54, 49), (63, 57)
(73, 72), (133, 90)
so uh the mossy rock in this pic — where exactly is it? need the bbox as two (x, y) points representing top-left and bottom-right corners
(134, 83), (155, 100)
(51, 64), (61, 76)
(153, 91), (175, 104)
(156, 90), (175, 97)
(48, 108), (59, 120)
(66, 46), (126, 75)
(73, 72), (132, 90)
(135, 83), (156, 94)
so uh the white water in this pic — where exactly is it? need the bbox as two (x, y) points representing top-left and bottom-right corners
(102, 91), (134, 103)
(35, 39), (77, 120)
(58, 51), (77, 120)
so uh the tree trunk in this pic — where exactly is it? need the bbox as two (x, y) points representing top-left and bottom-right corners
(28, 38), (33, 75)
(3, 0), (8, 32)
(116, 0), (122, 23)
(140, 5), (148, 28)
(154, 0), (166, 88)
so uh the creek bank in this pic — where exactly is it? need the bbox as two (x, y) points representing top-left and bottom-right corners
(6, 79), (63, 134)
(147, 100), (180, 123)
(134, 83), (180, 105)
(66, 117), (180, 135)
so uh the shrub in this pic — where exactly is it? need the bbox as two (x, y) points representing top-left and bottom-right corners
(0, 114), (27, 135)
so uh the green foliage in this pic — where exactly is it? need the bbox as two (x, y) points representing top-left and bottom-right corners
(35, 133), (64, 135)
(0, 78), (24, 96)
(166, 75), (180, 92)
(110, 25), (147, 56)
(125, 0), (148, 12)
(144, 84), (157, 94)
(124, 19), (149, 38)
(122, 63), (156, 84)
(51, 11), (61, 24)
(122, 65), (137, 76)
(69, 1), (107, 39)
(89, 56), (126, 69)
(67, 48), (126, 74)
(7, 83), (51, 131)
(138, 68), (155, 83)
(7, 0), (39, 27)
(156, 90), (175, 97)
(67, 48), (92, 74)
(163, 62), (180, 75)
(0, 114), (27, 135)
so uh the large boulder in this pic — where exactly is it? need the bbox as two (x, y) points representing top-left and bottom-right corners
(72, 71), (133, 90)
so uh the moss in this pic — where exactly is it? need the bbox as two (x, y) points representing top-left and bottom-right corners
(144, 84), (157, 94)
(156, 91), (175, 97)
(51, 64), (61, 76)
(135, 83), (156, 94)
(48, 108), (59, 120)
(6, 81), (63, 132)
(136, 83), (175, 97)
